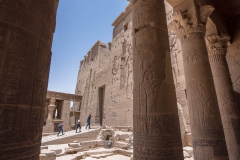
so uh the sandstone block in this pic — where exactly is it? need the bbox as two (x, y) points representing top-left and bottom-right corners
(50, 149), (62, 154)
(41, 146), (48, 150)
(114, 141), (128, 150)
(40, 149), (56, 160)
(68, 143), (80, 148)
(183, 146), (193, 157)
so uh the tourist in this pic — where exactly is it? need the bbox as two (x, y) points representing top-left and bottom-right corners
(85, 114), (92, 129)
(57, 122), (64, 136)
(76, 118), (81, 133)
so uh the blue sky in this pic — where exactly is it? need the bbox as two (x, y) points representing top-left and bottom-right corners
(48, 1), (130, 94)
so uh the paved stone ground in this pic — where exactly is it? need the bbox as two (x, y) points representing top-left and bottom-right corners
(41, 127), (97, 144)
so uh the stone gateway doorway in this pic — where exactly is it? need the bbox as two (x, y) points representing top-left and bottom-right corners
(98, 86), (105, 126)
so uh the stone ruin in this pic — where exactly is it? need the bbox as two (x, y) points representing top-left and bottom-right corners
(1, 0), (240, 159)
(75, 2), (192, 148)
(40, 126), (194, 160)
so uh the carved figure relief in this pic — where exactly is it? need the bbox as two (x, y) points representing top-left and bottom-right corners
(125, 44), (133, 90)
(81, 77), (89, 110)
(112, 56), (119, 82)
(187, 80), (219, 129)
(140, 57), (164, 113)
(218, 91), (239, 120)
(226, 43), (240, 92)
(91, 71), (96, 89)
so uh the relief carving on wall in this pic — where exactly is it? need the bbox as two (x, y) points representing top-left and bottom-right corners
(140, 56), (164, 113)
(125, 44), (133, 90)
(187, 80), (219, 129)
(112, 56), (119, 82)
(91, 71), (96, 89)
(81, 77), (89, 109)
(227, 43), (240, 92)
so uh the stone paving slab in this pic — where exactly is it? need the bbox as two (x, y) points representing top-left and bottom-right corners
(41, 127), (98, 144)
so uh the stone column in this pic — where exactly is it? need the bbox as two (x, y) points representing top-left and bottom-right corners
(47, 98), (57, 124)
(169, 2), (228, 159)
(132, 0), (184, 159)
(0, 0), (58, 159)
(42, 99), (56, 133)
(206, 34), (240, 159)
(226, 15), (240, 107)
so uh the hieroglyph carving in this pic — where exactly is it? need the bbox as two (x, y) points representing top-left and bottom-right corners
(0, 32), (28, 104)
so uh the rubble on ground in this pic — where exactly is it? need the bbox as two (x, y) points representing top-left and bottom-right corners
(40, 126), (193, 160)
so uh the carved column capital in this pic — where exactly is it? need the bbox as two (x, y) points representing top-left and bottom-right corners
(227, 42), (240, 52)
(48, 98), (56, 110)
(205, 34), (230, 62)
(168, 5), (214, 41)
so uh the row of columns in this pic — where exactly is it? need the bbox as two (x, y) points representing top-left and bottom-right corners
(132, 0), (240, 159)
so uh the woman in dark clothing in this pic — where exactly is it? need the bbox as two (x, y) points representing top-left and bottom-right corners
(85, 114), (91, 129)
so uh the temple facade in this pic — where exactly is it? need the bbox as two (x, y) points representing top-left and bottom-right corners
(75, 3), (192, 147)
(75, 5), (133, 127)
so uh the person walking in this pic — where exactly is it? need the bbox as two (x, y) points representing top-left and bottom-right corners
(57, 122), (64, 136)
(76, 118), (81, 133)
(85, 114), (92, 130)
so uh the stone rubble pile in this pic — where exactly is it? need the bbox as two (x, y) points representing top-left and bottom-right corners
(40, 126), (193, 160)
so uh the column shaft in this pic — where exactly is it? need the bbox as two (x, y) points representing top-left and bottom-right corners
(0, 0), (58, 159)
(169, 2), (228, 159)
(226, 16), (240, 107)
(206, 34), (240, 159)
(132, 0), (184, 159)
(181, 33), (228, 159)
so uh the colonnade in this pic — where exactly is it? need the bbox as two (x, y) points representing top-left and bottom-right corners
(0, 0), (239, 159)
(131, 0), (240, 159)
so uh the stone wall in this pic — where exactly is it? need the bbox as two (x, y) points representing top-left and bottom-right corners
(75, 5), (133, 127)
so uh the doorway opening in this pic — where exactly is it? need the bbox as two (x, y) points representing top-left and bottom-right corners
(98, 85), (105, 126)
